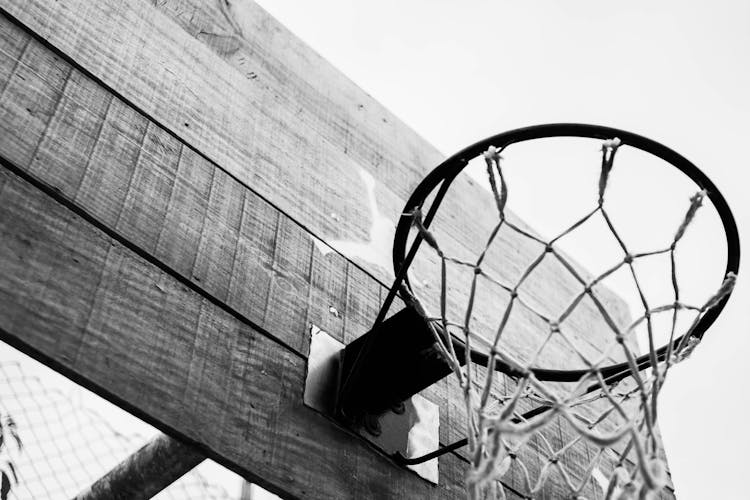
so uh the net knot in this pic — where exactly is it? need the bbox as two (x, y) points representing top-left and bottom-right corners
(674, 190), (706, 243)
(408, 208), (443, 257)
(702, 272), (737, 311)
(601, 137), (622, 151)
(483, 145), (501, 162)
(598, 137), (621, 203)
(646, 458), (669, 490)
(671, 336), (701, 364)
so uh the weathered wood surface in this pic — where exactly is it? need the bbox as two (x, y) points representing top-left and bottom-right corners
(0, 0), (635, 370)
(0, 3), (675, 498)
(0, 24), (530, 498)
(0, 18), (527, 498)
(0, 166), (472, 499)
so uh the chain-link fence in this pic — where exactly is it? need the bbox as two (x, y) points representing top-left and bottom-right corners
(0, 343), (233, 500)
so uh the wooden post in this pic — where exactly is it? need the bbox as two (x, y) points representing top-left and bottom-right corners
(73, 434), (204, 500)
(240, 481), (255, 500)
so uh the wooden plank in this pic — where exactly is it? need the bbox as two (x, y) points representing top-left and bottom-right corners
(0, 23), (466, 495)
(307, 243), (348, 344)
(343, 260), (381, 344)
(227, 186), (278, 330)
(192, 166), (244, 303)
(263, 215), (313, 352)
(0, 34), (69, 168)
(0, 166), (472, 500)
(0, 15), (674, 498)
(0, 13), (27, 86)
(28, 69), (112, 199)
(0, 0), (634, 368)
(0, 8), (675, 499)
(116, 123), (181, 254)
(155, 146), (214, 280)
(75, 99), (149, 228)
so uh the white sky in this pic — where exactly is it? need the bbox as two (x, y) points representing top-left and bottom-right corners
(253, 1), (750, 498)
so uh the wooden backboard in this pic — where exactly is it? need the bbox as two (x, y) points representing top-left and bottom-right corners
(0, 1), (675, 498)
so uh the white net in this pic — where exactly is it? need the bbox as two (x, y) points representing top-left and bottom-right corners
(404, 139), (735, 499)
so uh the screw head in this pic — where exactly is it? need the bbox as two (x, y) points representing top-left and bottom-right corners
(363, 414), (382, 437)
(391, 401), (406, 415)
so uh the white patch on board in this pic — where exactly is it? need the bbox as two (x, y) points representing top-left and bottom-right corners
(592, 467), (608, 490)
(220, 0), (252, 38)
(312, 236), (335, 256)
(592, 467), (619, 496)
(321, 167), (394, 272)
(405, 395), (440, 483)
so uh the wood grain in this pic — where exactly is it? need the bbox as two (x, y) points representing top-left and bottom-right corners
(0, 166), (475, 499)
(0, 5), (675, 498)
(0, 0), (634, 367)
(0, 23), (476, 497)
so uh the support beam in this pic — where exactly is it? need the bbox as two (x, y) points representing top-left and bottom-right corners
(0, 161), (462, 498)
(0, 2), (667, 497)
(74, 434), (204, 500)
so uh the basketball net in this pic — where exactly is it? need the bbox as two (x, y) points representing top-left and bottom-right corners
(404, 139), (735, 499)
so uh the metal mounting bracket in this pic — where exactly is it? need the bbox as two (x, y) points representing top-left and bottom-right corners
(303, 325), (439, 484)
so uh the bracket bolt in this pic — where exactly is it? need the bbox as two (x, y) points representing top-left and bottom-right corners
(363, 414), (382, 437)
(391, 401), (406, 415)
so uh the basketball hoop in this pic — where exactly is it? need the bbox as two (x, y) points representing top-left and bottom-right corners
(339, 124), (739, 499)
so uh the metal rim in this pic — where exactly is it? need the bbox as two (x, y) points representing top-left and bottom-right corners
(393, 123), (740, 382)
